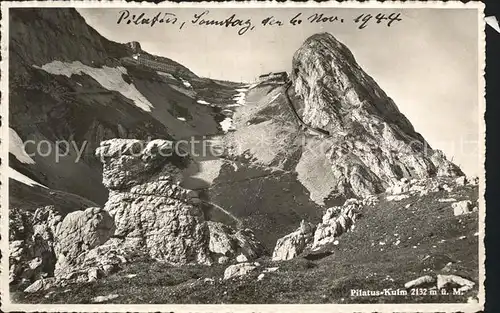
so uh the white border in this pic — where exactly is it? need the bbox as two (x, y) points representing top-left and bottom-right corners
(0, 1), (486, 312)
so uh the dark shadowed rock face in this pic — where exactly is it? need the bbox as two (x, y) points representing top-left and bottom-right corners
(289, 32), (462, 199)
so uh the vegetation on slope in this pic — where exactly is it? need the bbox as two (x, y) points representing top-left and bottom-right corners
(14, 181), (478, 304)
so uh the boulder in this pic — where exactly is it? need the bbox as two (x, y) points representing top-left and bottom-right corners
(223, 262), (259, 280)
(88, 267), (100, 282)
(390, 183), (409, 195)
(455, 176), (467, 186)
(404, 275), (436, 289)
(23, 279), (44, 293)
(96, 139), (264, 266)
(97, 139), (211, 265)
(91, 294), (120, 303)
(438, 198), (456, 203)
(9, 206), (62, 284)
(233, 229), (265, 260)
(452, 200), (474, 216)
(206, 221), (264, 263)
(54, 207), (115, 277)
(264, 267), (279, 273)
(207, 222), (235, 257)
(236, 254), (248, 263)
(437, 274), (475, 291)
(218, 256), (230, 264)
(23, 277), (56, 293)
(311, 200), (362, 250)
(272, 220), (316, 261)
(53, 237), (145, 282)
(386, 194), (410, 201)
(442, 184), (453, 192)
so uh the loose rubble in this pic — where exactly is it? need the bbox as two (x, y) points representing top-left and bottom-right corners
(91, 294), (120, 303)
(437, 274), (475, 292)
(404, 274), (475, 292)
(272, 198), (363, 260)
(404, 275), (436, 289)
(10, 139), (267, 292)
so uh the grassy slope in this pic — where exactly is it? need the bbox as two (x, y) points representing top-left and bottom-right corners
(14, 181), (479, 304)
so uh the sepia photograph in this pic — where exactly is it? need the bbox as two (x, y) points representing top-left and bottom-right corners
(1, 1), (485, 312)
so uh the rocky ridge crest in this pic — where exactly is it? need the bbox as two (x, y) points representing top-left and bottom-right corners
(290, 32), (462, 200)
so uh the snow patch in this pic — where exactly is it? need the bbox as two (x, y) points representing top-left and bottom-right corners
(9, 128), (35, 164)
(169, 84), (196, 98)
(9, 167), (47, 188)
(180, 78), (192, 88)
(232, 88), (248, 106)
(197, 99), (210, 105)
(268, 93), (280, 104)
(34, 61), (154, 112)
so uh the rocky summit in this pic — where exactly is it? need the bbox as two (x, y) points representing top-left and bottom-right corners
(8, 8), (479, 305)
(290, 33), (462, 200)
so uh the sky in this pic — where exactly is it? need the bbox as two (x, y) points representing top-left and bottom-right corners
(77, 7), (481, 176)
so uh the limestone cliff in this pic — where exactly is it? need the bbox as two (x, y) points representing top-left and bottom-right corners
(291, 34), (462, 199)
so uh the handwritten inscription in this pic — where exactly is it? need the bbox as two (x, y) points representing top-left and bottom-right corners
(116, 10), (403, 35)
(117, 10), (179, 26)
(191, 10), (254, 35)
(354, 13), (402, 29)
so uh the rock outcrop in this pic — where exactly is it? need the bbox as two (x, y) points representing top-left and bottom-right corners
(10, 138), (266, 291)
(223, 262), (260, 280)
(207, 221), (265, 264)
(53, 207), (115, 277)
(10, 10), (468, 277)
(9, 206), (61, 285)
(272, 198), (365, 260)
(452, 200), (476, 216)
(272, 220), (315, 261)
(9, 204), (130, 285)
(96, 139), (212, 265)
(96, 138), (264, 265)
(312, 199), (362, 249)
(437, 274), (475, 292)
(404, 275), (436, 289)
